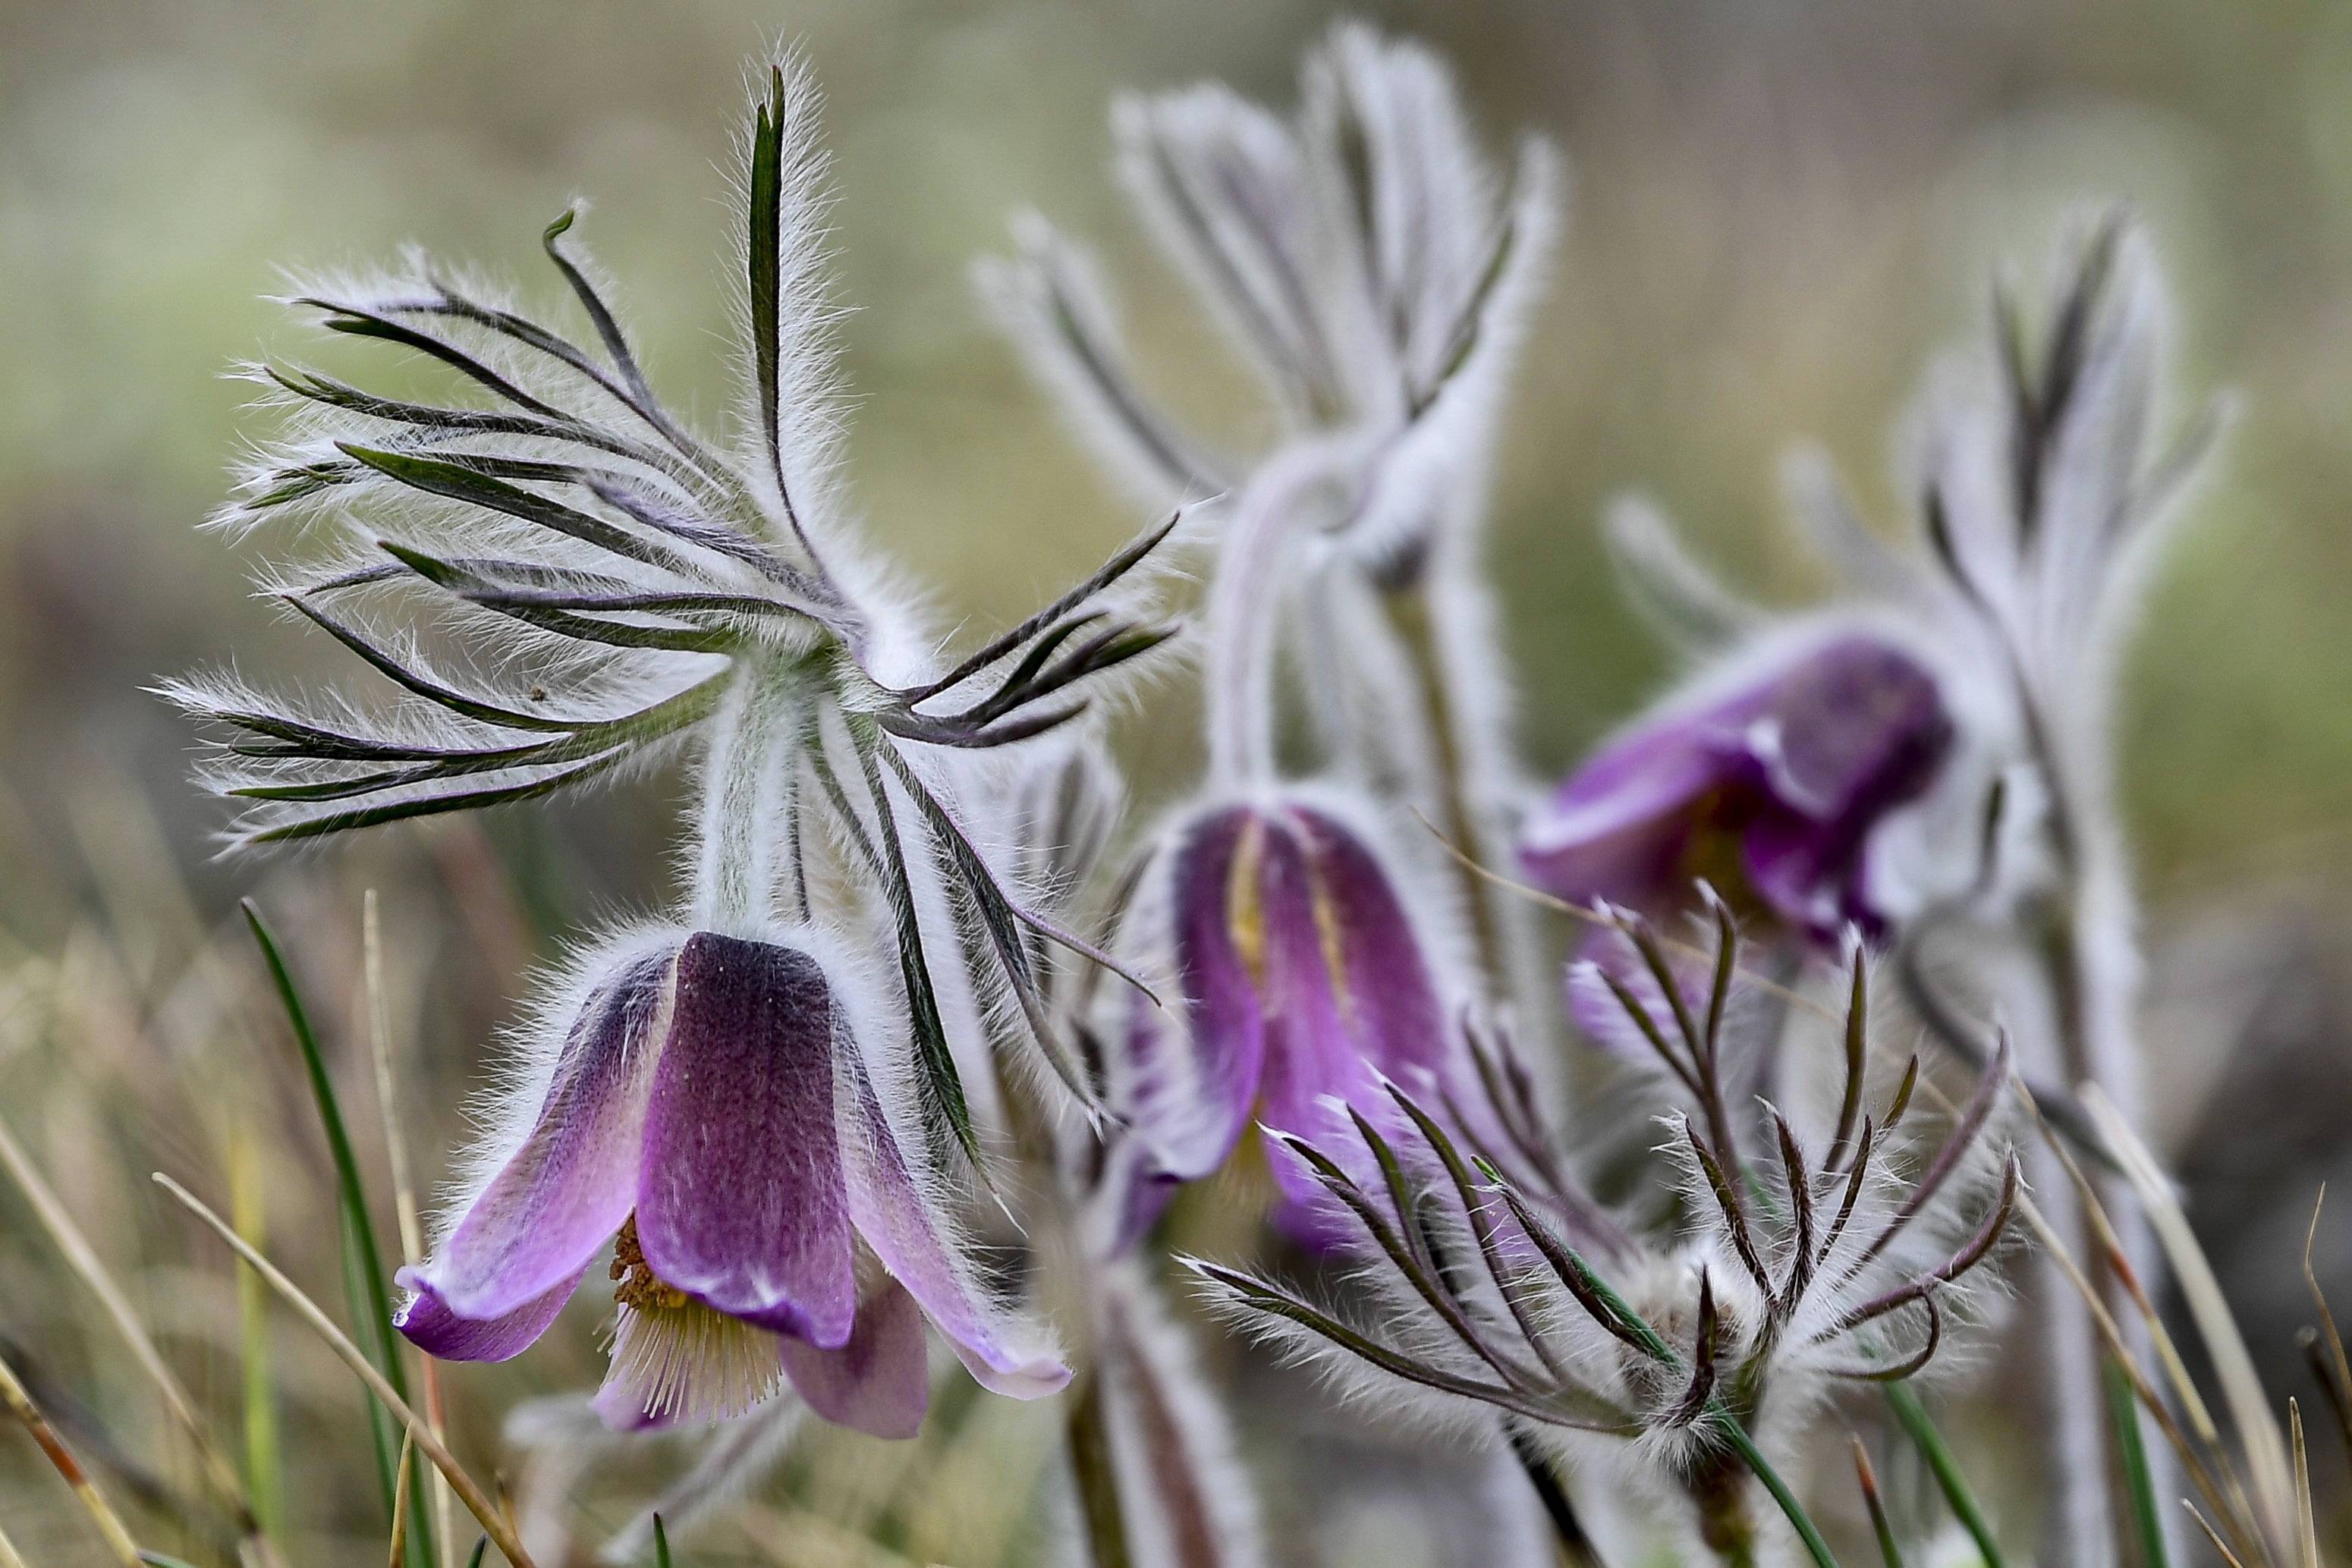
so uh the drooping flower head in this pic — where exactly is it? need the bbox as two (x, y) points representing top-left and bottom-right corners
(396, 925), (1067, 1435)
(1116, 793), (1454, 1243)
(1520, 630), (1954, 946)
(178, 59), (1183, 1437)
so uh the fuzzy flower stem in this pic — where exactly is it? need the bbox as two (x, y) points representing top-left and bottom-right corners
(1382, 582), (1500, 969)
(1506, 1428), (1605, 1568)
(2021, 683), (2177, 1567)
(691, 658), (803, 936)
(1203, 438), (1355, 788)
(1066, 1371), (1134, 1568)
(1379, 566), (1559, 1049)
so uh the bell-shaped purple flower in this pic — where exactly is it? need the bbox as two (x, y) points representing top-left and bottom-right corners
(1520, 633), (1953, 943)
(1121, 798), (1451, 1242)
(393, 929), (1068, 1438)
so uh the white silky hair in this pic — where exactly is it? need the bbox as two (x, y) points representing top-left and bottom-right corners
(424, 918), (688, 1253)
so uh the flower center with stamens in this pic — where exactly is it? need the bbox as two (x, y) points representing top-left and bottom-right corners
(602, 1214), (785, 1425)
(609, 1215), (688, 1312)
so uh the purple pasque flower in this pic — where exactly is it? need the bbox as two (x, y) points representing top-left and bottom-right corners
(1521, 630), (1953, 945)
(394, 926), (1067, 1438)
(1119, 794), (1452, 1242)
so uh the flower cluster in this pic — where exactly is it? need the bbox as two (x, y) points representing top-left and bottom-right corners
(175, 22), (2222, 1568)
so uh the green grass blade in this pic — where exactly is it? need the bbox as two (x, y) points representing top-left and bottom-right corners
(243, 900), (436, 1568)
(652, 1515), (672, 1568)
(2108, 1359), (2170, 1568)
(1885, 1384), (2005, 1568)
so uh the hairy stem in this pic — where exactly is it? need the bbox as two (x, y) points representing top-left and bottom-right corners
(1067, 1372), (1134, 1568)
(1379, 568), (1558, 1047)
(690, 658), (801, 935)
(1508, 1427), (1605, 1568)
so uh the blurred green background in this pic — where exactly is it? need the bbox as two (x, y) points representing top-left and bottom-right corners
(5, 0), (2352, 909)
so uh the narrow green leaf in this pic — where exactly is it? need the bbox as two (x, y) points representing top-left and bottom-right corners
(2108, 1359), (2170, 1568)
(336, 443), (666, 569)
(652, 1513), (673, 1568)
(243, 902), (436, 1568)
(1885, 1384), (2005, 1568)
(749, 69), (786, 489)
(844, 723), (977, 1167)
(1717, 1418), (1844, 1568)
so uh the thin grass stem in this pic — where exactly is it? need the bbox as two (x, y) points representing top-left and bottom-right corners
(0, 1343), (143, 1568)
(150, 1173), (539, 1568)
(0, 1108), (277, 1563)
(1883, 1384), (2004, 1568)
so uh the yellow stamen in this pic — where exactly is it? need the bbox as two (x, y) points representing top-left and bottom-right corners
(602, 1214), (785, 1425)
(609, 1215), (688, 1312)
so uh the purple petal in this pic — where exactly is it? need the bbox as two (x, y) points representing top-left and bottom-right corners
(419, 944), (674, 1321)
(779, 1268), (931, 1440)
(1240, 812), (1360, 1146)
(1749, 637), (1949, 825)
(839, 1047), (1070, 1400)
(1293, 807), (1448, 1083)
(1517, 708), (1737, 906)
(1152, 806), (1270, 1180)
(636, 933), (856, 1349)
(1521, 633), (1951, 938)
(395, 1266), (580, 1362)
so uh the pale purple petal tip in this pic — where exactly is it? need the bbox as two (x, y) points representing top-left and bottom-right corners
(780, 1271), (931, 1440)
(425, 944), (674, 1322)
(841, 1045), (1068, 1400)
(395, 1265), (581, 1363)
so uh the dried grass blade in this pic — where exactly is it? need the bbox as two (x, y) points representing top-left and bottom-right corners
(1850, 1438), (1907, 1568)
(2290, 1400), (2317, 1568)
(0, 1344), (143, 1568)
(0, 1109), (272, 1557)
(2083, 1089), (2296, 1552)
(388, 1430), (417, 1568)
(151, 1173), (539, 1568)
(228, 1120), (286, 1545)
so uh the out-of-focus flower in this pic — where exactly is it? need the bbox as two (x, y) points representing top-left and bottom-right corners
(979, 22), (1557, 574)
(1118, 797), (1452, 1241)
(1578, 215), (2224, 1562)
(1521, 632), (1952, 945)
(395, 927), (1067, 1435)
